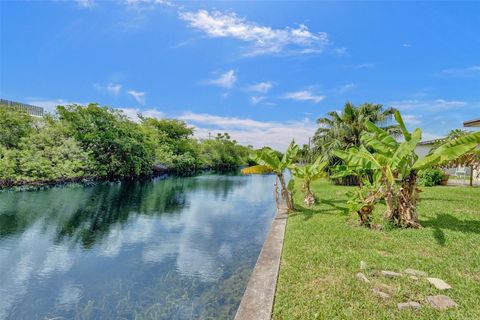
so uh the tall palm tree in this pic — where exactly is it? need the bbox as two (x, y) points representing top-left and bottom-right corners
(313, 102), (400, 183)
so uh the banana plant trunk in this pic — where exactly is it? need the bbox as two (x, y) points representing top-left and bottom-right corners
(303, 181), (315, 206)
(397, 170), (422, 228)
(358, 205), (373, 228)
(382, 173), (396, 221)
(278, 173), (294, 211)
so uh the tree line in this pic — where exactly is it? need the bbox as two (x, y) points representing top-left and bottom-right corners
(0, 103), (253, 187)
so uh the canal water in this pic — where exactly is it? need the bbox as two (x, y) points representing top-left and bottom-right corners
(0, 173), (276, 319)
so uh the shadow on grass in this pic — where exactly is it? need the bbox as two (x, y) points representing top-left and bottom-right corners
(421, 213), (480, 245)
(292, 199), (349, 221)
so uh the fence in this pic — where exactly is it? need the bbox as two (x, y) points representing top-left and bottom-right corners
(0, 98), (44, 117)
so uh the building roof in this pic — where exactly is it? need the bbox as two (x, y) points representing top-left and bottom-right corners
(418, 138), (445, 146)
(464, 118), (480, 127)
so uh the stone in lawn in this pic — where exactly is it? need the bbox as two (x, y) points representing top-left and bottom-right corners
(356, 272), (370, 283)
(398, 301), (422, 310)
(404, 268), (428, 277)
(427, 277), (452, 290)
(381, 270), (402, 278)
(426, 295), (458, 310)
(376, 283), (396, 295)
(409, 276), (419, 281)
(372, 288), (390, 299)
(360, 261), (367, 270)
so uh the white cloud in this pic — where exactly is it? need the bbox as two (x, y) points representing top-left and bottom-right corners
(205, 70), (236, 89)
(127, 90), (146, 105)
(179, 112), (316, 150)
(440, 65), (480, 77)
(402, 114), (422, 126)
(248, 81), (273, 93)
(94, 83), (122, 96)
(337, 82), (356, 93)
(422, 132), (443, 141)
(124, 0), (177, 11)
(250, 96), (266, 105)
(179, 10), (329, 56)
(283, 90), (325, 104)
(389, 99), (467, 111)
(76, 0), (95, 8)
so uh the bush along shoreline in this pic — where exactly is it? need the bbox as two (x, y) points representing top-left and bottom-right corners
(0, 103), (255, 189)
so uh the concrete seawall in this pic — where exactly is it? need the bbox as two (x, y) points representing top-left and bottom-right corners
(234, 205), (288, 320)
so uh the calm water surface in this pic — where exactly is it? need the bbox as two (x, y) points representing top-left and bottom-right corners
(0, 173), (276, 319)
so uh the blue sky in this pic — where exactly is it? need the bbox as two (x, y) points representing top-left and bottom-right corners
(1, 0), (479, 149)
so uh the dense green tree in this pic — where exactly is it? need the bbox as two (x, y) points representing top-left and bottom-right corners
(198, 133), (251, 169)
(58, 104), (154, 178)
(0, 104), (256, 187)
(140, 117), (199, 173)
(16, 121), (93, 181)
(0, 105), (34, 149)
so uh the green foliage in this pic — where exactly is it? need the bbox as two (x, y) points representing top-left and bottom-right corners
(57, 104), (154, 178)
(0, 104), (254, 186)
(140, 117), (200, 173)
(414, 130), (480, 169)
(244, 141), (299, 210)
(18, 123), (94, 181)
(198, 133), (252, 170)
(313, 102), (400, 171)
(334, 110), (480, 227)
(290, 157), (328, 206)
(417, 168), (446, 186)
(0, 105), (34, 148)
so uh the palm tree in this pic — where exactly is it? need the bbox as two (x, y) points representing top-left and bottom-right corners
(313, 102), (400, 184)
(241, 141), (299, 211)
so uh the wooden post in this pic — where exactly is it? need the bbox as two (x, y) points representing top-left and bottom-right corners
(470, 165), (474, 187)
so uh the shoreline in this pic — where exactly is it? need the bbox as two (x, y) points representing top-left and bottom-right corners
(0, 166), (243, 191)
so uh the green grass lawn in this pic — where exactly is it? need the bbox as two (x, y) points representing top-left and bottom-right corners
(273, 180), (480, 320)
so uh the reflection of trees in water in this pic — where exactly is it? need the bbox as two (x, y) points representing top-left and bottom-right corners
(0, 175), (246, 248)
(0, 174), (269, 320)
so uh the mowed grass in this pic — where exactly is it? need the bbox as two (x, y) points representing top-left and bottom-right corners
(273, 180), (480, 320)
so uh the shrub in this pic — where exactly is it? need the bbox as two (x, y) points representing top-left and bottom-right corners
(418, 168), (446, 186)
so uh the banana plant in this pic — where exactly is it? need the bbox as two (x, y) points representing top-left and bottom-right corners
(290, 157), (328, 206)
(241, 140), (299, 210)
(335, 111), (480, 228)
(347, 173), (383, 228)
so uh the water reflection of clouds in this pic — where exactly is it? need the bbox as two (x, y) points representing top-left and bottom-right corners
(141, 175), (275, 282)
(0, 224), (77, 319)
(0, 174), (276, 318)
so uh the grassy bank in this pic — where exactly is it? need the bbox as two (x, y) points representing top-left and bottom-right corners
(273, 180), (480, 319)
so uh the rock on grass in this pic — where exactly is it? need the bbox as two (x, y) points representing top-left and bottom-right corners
(427, 277), (452, 290)
(356, 272), (370, 283)
(398, 301), (422, 310)
(404, 268), (428, 277)
(381, 270), (402, 278)
(426, 295), (458, 310)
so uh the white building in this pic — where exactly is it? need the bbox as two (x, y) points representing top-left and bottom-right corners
(414, 118), (479, 185)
